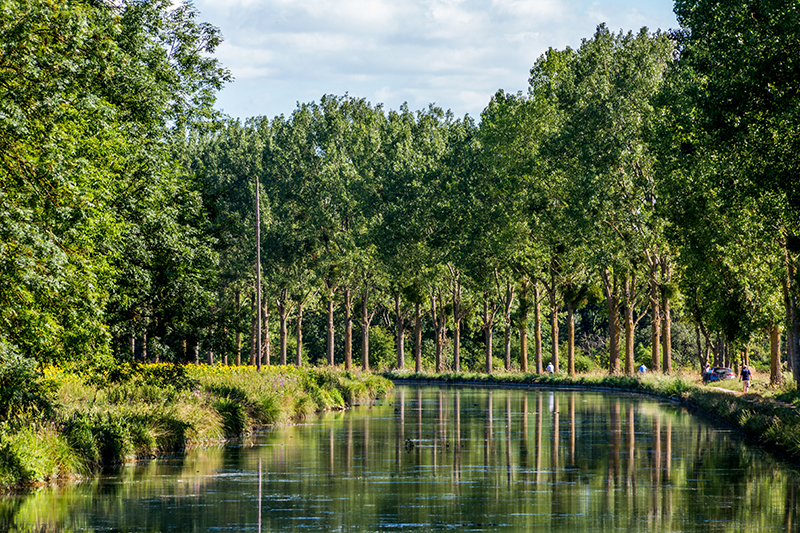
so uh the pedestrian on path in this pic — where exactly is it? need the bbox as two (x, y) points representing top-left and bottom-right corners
(740, 364), (752, 393)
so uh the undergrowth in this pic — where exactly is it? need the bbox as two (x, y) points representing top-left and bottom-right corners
(0, 362), (392, 488)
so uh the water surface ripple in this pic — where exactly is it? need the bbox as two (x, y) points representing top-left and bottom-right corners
(3, 385), (798, 532)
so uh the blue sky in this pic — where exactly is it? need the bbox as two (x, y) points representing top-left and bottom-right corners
(194, 0), (679, 121)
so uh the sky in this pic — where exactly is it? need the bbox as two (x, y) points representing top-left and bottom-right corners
(194, 0), (679, 121)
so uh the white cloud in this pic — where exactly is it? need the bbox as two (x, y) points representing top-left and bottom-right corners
(490, 0), (565, 21)
(196, 0), (678, 120)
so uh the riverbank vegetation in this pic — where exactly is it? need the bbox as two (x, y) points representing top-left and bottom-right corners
(0, 359), (391, 488)
(386, 370), (800, 462)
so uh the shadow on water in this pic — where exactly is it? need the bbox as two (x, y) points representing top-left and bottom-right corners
(3, 385), (800, 532)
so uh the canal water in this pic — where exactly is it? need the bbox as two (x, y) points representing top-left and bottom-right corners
(2, 385), (798, 532)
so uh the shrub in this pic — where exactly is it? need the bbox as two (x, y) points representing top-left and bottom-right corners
(307, 385), (336, 410)
(574, 353), (595, 373)
(252, 395), (281, 425)
(84, 361), (198, 395)
(367, 327), (396, 370)
(293, 395), (314, 419)
(62, 413), (101, 468)
(339, 380), (368, 405)
(363, 373), (391, 397)
(213, 397), (247, 436)
(0, 426), (82, 483)
(0, 347), (53, 424)
(93, 414), (133, 464)
(661, 376), (693, 397)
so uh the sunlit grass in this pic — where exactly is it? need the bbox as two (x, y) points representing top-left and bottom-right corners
(1, 363), (392, 488)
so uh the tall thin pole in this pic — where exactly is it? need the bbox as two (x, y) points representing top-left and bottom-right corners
(256, 173), (262, 371)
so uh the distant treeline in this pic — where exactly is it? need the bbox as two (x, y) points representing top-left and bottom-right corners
(2, 0), (798, 383)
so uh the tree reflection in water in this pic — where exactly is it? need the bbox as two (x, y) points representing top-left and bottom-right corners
(3, 385), (799, 532)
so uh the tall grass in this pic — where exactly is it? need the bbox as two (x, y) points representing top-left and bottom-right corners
(0, 425), (84, 486)
(1, 363), (392, 489)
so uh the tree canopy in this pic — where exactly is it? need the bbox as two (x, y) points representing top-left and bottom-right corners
(2, 0), (798, 385)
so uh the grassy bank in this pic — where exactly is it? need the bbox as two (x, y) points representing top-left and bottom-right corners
(0, 360), (392, 489)
(385, 370), (800, 462)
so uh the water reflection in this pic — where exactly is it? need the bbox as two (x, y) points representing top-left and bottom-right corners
(2, 386), (800, 532)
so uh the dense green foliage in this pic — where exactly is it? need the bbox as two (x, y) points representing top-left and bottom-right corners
(0, 0), (228, 366)
(1, 0), (798, 386)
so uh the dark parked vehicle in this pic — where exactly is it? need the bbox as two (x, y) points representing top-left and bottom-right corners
(703, 367), (735, 384)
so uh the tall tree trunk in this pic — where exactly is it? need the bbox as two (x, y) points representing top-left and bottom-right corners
(519, 281), (529, 373)
(414, 301), (422, 373)
(624, 274), (634, 375)
(193, 339), (199, 366)
(484, 300), (493, 374)
(255, 172), (262, 371)
(223, 327), (228, 365)
(435, 326), (443, 373)
(695, 325), (705, 368)
(278, 290), (289, 366)
(452, 283), (462, 374)
(771, 324), (782, 386)
(793, 304), (800, 384)
(395, 293), (404, 370)
(547, 271), (559, 373)
(534, 282), (543, 373)
(661, 260), (673, 374)
(790, 250), (800, 383)
(362, 287), (371, 371)
(724, 339), (730, 368)
(235, 289), (242, 366)
(794, 298), (800, 384)
(608, 299), (620, 374)
(602, 269), (620, 375)
(328, 296), (336, 366)
(662, 294), (672, 373)
(550, 299), (559, 374)
(650, 262), (661, 372)
(142, 330), (148, 363)
(130, 335), (136, 361)
(503, 282), (514, 372)
(207, 324), (214, 365)
(608, 301), (620, 374)
(295, 302), (304, 366)
(249, 291), (256, 365)
(263, 298), (270, 366)
(153, 319), (160, 363)
(624, 303), (634, 375)
(344, 287), (353, 371)
(567, 303), (575, 376)
(782, 249), (797, 378)
(431, 292), (443, 373)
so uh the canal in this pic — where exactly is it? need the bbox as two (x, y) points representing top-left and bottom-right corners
(3, 385), (798, 531)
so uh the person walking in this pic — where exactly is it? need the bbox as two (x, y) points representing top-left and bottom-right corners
(739, 364), (752, 393)
(702, 363), (712, 384)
